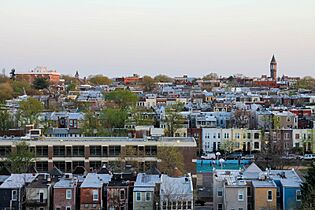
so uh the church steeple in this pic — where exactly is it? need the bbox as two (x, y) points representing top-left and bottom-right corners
(270, 55), (277, 80)
(75, 70), (79, 79)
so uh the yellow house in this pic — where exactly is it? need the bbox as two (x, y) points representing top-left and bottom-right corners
(231, 128), (246, 151)
(252, 180), (277, 210)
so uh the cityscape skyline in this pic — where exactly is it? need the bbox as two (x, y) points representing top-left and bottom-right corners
(1, 0), (314, 78)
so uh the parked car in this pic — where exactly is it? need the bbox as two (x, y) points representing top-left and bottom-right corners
(280, 154), (303, 160)
(201, 153), (216, 159)
(303, 154), (315, 160)
(226, 153), (242, 159)
(241, 154), (255, 160)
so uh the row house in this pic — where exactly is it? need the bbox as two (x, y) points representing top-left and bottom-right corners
(80, 173), (112, 210)
(133, 170), (161, 210)
(0, 174), (37, 210)
(107, 173), (131, 210)
(213, 163), (302, 210)
(53, 174), (78, 210)
(160, 174), (193, 210)
(202, 128), (262, 153)
(25, 173), (53, 210)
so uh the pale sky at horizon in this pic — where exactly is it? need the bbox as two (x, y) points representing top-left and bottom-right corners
(0, 0), (314, 78)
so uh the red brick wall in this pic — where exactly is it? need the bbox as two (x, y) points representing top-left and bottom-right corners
(53, 188), (76, 210)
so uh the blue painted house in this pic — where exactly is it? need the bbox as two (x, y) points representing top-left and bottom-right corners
(270, 169), (302, 210)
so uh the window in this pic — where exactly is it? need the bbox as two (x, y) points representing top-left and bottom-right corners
(238, 208), (244, 210)
(53, 146), (65, 157)
(254, 142), (259, 149)
(120, 189), (125, 200)
(267, 190), (273, 201)
(238, 189), (244, 201)
(109, 145), (121, 157)
(254, 133), (260, 139)
(72, 146), (84, 157)
(217, 188), (223, 197)
(39, 191), (44, 203)
(183, 201), (187, 209)
(187, 201), (192, 209)
(296, 190), (301, 201)
(66, 207), (71, 210)
(36, 162), (48, 172)
(36, 146), (48, 157)
(12, 190), (17, 201)
(93, 190), (99, 201)
(66, 189), (72, 199)
(145, 146), (157, 156)
(145, 192), (151, 201)
(90, 146), (102, 157)
(56, 208), (61, 210)
(218, 203), (223, 210)
(277, 187), (280, 197)
(136, 192), (141, 201)
(39, 208), (44, 210)
(0, 146), (11, 157)
(295, 134), (300, 139)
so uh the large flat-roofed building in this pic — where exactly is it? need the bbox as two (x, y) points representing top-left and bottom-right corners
(16, 66), (61, 84)
(0, 137), (197, 174)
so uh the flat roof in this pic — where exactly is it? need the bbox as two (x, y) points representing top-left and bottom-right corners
(0, 137), (197, 147)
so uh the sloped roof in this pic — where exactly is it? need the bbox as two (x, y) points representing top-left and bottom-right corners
(160, 174), (193, 200)
(49, 166), (63, 177)
(0, 174), (37, 189)
(97, 165), (110, 174)
(145, 166), (161, 175)
(244, 163), (262, 173)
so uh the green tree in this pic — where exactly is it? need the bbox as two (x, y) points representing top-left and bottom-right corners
(105, 89), (138, 109)
(32, 77), (49, 89)
(88, 75), (112, 85)
(100, 108), (128, 130)
(295, 76), (315, 90)
(5, 141), (35, 173)
(154, 74), (173, 83)
(19, 97), (44, 126)
(80, 110), (101, 136)
(141, 75), (156, 92)
(129, 107), (155, 126)
(0, 110), (14, 131)
(157, 146), (184, 176)
(164, 103), (185, 137)
(300, 163), (315, 209)
(221, 140), (235, 154)
(66, 83), (76, 92)
(11, 80), (35, 96)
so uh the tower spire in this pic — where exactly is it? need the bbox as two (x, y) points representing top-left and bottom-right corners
(270, 55), (277, 80)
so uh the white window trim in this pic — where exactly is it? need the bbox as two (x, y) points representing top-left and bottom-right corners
(296, 190), (301, 201)
(238, 190), (244, 201)
(136, 192), (141, 201)
(145, 192), (151, 201)
(66, 189), (72, 200)
(217, 188), (223, 197)
(92, 190), (99, 201)
(267, 190), (273, 201)
(11, 189), (17, 201)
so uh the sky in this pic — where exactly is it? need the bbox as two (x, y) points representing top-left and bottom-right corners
(0, 0), (314, 78)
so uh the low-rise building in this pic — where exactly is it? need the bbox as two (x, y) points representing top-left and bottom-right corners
(160, 174), (193, 210)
